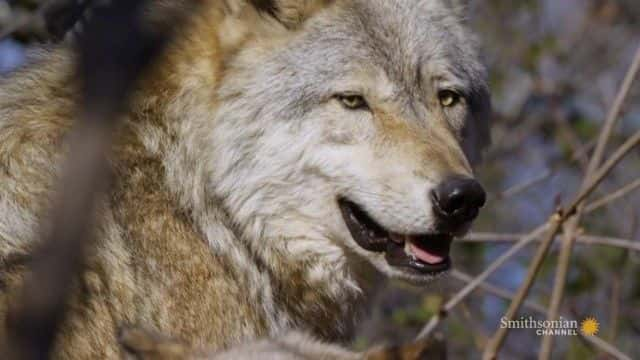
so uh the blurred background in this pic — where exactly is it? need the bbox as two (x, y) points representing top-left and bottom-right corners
(1, 0), (639, 358)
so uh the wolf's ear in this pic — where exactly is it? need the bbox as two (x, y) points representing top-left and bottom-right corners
(244, 0), (334, 28)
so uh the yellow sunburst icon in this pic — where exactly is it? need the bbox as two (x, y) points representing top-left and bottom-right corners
(580, 317), (599, 336)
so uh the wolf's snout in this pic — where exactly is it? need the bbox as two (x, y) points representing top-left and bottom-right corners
(430, 176), (486, 228)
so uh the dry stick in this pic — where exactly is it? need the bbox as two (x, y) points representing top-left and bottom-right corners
(482, 129), (640, 359)
(451, 270), (632, 360)
(584, 178), (640, 213)
(610, 207), (637, 342)
(495, 138), (598, 201)
(540, 45), (640, 360)
(416, 224), (549, 339)
(554, 112), (591, 170)
(450, 270), (546, 314)
(461, 233), (640, 252)
(568, 130), (640, 217)
(578, 235), (640, 251)
(498, 169), (553, 199)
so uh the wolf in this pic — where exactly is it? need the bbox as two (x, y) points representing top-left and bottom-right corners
(0, 0), (490, 357)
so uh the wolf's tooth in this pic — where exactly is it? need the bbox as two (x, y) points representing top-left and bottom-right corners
(404, 241), (416, 259)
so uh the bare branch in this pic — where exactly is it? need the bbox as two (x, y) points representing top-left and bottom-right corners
(569, 129), (640, 213)
(494, 137), (597, 202)
(460, 232), (640, 252)
(587, 47), (640, 175)
(450, 270), (547, 314)
(584, 178), (640, 214)
(498, 169), (553, 199)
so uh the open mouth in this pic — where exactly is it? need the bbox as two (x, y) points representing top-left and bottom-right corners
(338, 198), (452, 275)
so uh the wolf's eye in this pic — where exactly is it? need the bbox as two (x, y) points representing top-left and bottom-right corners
(336, 94), (369, 110)
(438, 90), (461, 107)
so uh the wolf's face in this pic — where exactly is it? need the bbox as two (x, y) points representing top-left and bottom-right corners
(208, 0), (490, 285)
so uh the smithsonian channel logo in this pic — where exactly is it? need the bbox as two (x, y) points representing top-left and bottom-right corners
(500, 316), (599, 336)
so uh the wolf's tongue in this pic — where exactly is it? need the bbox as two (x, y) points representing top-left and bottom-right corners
(408, 242), (445, 265)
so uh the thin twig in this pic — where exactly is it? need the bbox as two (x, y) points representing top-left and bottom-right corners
(450, 270), (547, 313)
(587, 47), (640, 174)
(554, 112), (590, 170)
(498, 169), (553, 199)
(460, 232), (640, 252)
(494, 137), (596, 202)
(569, 130), (640, 213)
(584, 178), (640, 213)
(609, 206), (637, 342)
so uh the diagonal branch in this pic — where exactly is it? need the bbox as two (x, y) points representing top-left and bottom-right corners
(461, 232), (640, 252)
(498, 169), (553, 199)
(584, 177), (640, 213)
(568, 130), (640, 213)
(450, 270), (546, 314)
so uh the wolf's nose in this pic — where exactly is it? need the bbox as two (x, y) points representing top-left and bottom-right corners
(430, 176), (486, 225)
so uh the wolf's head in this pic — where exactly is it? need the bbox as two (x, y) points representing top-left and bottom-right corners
(191, 0), (490, 285)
